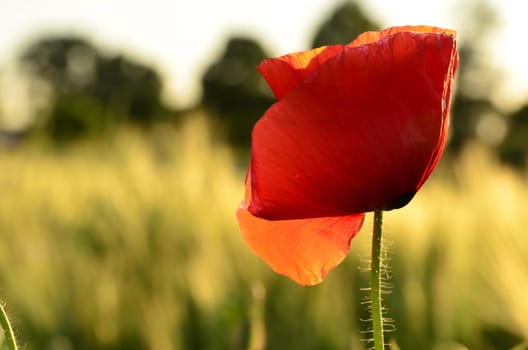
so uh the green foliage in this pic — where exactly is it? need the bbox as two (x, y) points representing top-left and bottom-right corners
(45, 93), (106, 140)
(499, 105), (528, 169)
(201, 37), (274, 149)
(449, 94), (498, 153)
(19, 36), (169, 141)
(448, 0), (505, 155)
(311, 2), (379, 48)
(20, 37), (99, 94)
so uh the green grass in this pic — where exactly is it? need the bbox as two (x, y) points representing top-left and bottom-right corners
(0, 114), (527, 349)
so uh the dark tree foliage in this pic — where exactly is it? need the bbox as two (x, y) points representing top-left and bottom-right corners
(447, 47), (502, 155)
(20, 36), (167, 141)
(92, 55), (164, 126)
(20, 37), (99, 94)
(201, 3), (380, 150)
(499, 105), (528, 169)
(311, 1), (379, 48)
(201, 37), (274, 149)
(449, 94), (499, 154)
(46, 93), (105, 140)
(447, 0), (505, 155)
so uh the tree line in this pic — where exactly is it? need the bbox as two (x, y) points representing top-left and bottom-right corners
(2, 1), (527, 170)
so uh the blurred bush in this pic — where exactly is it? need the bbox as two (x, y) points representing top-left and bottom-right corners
(19, 36), (172, 141)
(448, 0), (511, 162)
(310, 1), (379, 48)
(201, 37), (274, 149)
(499, 105), (528, 169)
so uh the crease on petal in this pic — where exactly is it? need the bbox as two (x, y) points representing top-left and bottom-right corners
(415, 32), (459, 189)
(347, 25), (456, 49)
(257, 26), (456, 101)
(237, 172), (365, 285)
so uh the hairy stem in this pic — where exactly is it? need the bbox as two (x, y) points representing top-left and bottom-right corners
(0, 302), (18, 350)
(371, 210), (385, 349)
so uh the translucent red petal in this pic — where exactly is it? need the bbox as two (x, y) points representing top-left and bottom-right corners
(257, 45), (345, 99)
(237, 170), (364, 285)
(249, 29), (458, 220)
(237, 202), (364, 286)
(347, 25), (456, 49)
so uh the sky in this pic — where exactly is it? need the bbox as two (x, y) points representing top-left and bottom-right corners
(0, 0), (527, 112)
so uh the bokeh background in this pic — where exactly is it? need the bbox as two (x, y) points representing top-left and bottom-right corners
(1, 0), (528, 349)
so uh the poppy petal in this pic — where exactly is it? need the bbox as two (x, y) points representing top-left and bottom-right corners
(256, 26), (454, 101)
(249, 29), (458, 220)
(257, 45), (345, 99)
(237, 171), (365, 285)
(347, 25), (456, 48)
(237, 202), (365, 286)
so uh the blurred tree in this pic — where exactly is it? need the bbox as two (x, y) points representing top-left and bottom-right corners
(449, 94), (501, 152)
(448, 0), (505, 154)
(20, 37), (99, 94)
(91, 55), (165, 126)
(499, 105), (528, 169)
(201, 2), (380, 150)
(19, 36), (168, 141)
(45, 93), (107, 140)
(201, 37), (274, 149)
(311, 1), (379, 48)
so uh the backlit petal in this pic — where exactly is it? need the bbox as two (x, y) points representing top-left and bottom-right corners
(249, 29), (458, 220)
(237, 202), (364, 286)
(238, 170), (365, 285)
(347, 25), (456, 48)
(257, 45), (344, 99)
(256, 26), (454, 101)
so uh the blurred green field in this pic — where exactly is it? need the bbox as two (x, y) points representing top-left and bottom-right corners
(0, 115), (527, 350)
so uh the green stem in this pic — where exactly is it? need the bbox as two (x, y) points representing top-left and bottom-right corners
(371, 210), (385, 350)
(0, 302), (18, 350)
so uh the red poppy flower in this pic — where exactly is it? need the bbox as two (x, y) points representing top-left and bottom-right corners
(237, 26), (458, 285)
